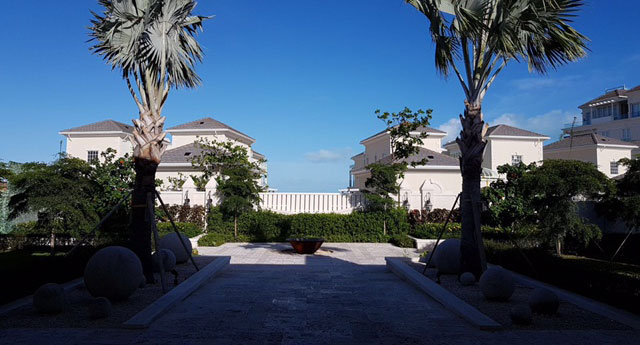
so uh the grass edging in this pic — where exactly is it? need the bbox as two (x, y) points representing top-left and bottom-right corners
(501, 265), (640, 330)
(0, 278), (84, 317)
(122, 256), (230, 329)
(385, 257), (501, 330)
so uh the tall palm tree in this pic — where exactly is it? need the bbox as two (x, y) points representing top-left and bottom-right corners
(89, 0), (210, 281)
(405, 0), (588, 278)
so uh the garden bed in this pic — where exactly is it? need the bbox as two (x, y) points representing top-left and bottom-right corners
(408, 261), (630, 330)
(0, 255), (216, 329)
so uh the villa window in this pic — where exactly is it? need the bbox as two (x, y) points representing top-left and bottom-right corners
(610, 161), (619, 175)
(632, 103), (640, 117)
(623, 128), (632, 141)
(87, 150), (99, 162)
(511, 155), (522, 165)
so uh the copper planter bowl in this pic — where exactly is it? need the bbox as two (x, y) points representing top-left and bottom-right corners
(287, 238), (325, 254)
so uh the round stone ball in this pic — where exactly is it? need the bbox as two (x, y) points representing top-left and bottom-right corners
(152, 248), (177, 273)
(434, 239), (461, 274)
(159, 233), (192, 263)
(529, 288), (560, 315)
(84, 246), (143, 302)
(87, 297), (112, 319)
(33, 283), (65, 314)
(139, 275), (147, 289)
(459, 272), (476, 286)
(479, 267), (515, 301)
(510, 305), (533, 325)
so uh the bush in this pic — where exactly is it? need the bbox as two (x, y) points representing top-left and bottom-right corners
(157, 222), (203, 239)
(206, 207), (410, 242)
(410, 223), (535, 244)
(197, 232), (244, 246)
(484, 239), (640, 315)
(389, 234), (414, 248)
(156, 205), (205, 228)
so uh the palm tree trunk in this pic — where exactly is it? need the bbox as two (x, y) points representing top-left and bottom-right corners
(457, 102), (488, 279)
(130, 111), (166, 283)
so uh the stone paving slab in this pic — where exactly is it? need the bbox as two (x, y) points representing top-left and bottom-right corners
(1, 243), (639, 344)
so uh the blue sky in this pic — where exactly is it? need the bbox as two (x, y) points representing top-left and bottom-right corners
(1, 1), (639, 192)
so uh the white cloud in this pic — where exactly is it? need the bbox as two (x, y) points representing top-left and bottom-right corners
(488, 109), (578, 141)
(438, 117), (462, 145)
(305, 147), (352, 163)
(511, 75), (581, 91)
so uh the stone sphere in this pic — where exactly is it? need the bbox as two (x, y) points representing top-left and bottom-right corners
(33, 283), (65, 314)
(510, 305), (533, 325)
(138, 275), (147, 288)
(87, 297), (112, 319)
(152, 248), (177, 273)
(84, 246), (143, 302)
(434, 239), (461, 274)
(479, 267), (515, 301)
(529, 288), (560, 315)
(459, 272), (476, 286)
(159, 232), (192, 263)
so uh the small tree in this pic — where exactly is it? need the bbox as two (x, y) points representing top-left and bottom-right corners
(597, 157), (640, 260)
(482, 162), (538, 231)
(524, 160), (613, 255)
(362, 107), (432, 235)
(8, 157), (99, 252)
(191, 139), (266, 238)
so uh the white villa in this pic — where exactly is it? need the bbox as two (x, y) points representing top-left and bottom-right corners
(350, 123), (549, 211)
(544, 86), (640, 178)
(59, 117), (268, 189)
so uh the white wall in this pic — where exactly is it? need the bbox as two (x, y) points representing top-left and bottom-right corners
(363, 136), (391, 165)
(596, 146), (633, 178)
(65, 134), (132, 162)
(485, 137), (545, 171)
(399, 168), (461, 210)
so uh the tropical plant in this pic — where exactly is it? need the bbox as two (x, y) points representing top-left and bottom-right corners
(167, 172), (187, 190)
(405, 0), (588, 277)
(523, 160), (613, 255)
(89, 0), (210, 281)
(8, 158), (99, 252)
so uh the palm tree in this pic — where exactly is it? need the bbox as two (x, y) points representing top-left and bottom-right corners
(89, 0), (210, 282)
(405, 0), (588, 278)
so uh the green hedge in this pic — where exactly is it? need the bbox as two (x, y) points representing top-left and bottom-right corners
(206, 207), (409, 243)
(410, 222), (535, 243)
(157, 222), (203, 238)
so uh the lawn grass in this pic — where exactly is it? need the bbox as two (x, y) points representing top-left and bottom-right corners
(0, 249), (95, 305)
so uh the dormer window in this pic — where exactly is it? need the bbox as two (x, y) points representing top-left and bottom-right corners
(184, 152), (191, 156)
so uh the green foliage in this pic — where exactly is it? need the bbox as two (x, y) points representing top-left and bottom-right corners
(197, 232), (234, 247)
(524, 160), (613, 252)
(405, 0), (588, 104)
(481, 162), (537, 229)
(157, 222), (203, 238)
(88, 149), (134, 214)
(598, 157), (640, 232)
(484, 239), (640, 314)
(375, 107), (433, 167)
(155, 204), (206, 228)
(362, 163), (405, 211)
(389, 233), (414, 248)
(8, 157), (99, 238)
(205, 207), (410, 243)
(363, 107), (433, 211)
(190, 174), (210, 191)
(167, 173), (187, 191)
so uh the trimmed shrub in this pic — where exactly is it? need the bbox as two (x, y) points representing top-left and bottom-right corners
(157, 222), (202, 239)
(389, 234), (414, 248)
(205, 207), (409, 243)
(198, 232), (236, 247)
(156, 205), (205, 228)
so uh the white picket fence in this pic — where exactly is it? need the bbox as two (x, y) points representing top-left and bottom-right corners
(157, 190), (365, 215)
(258, 192), (365, 214)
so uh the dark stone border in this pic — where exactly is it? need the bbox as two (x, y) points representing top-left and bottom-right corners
(122, 256), (230, 329)
(386, 257), (501, 330)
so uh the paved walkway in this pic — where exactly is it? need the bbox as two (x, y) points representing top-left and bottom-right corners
(2, 243), (639, 344)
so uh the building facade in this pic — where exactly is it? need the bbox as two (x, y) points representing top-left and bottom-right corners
(59, 117), (268, 189)
(543, 133), (637, 178)
(565, 85), (640, 155)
